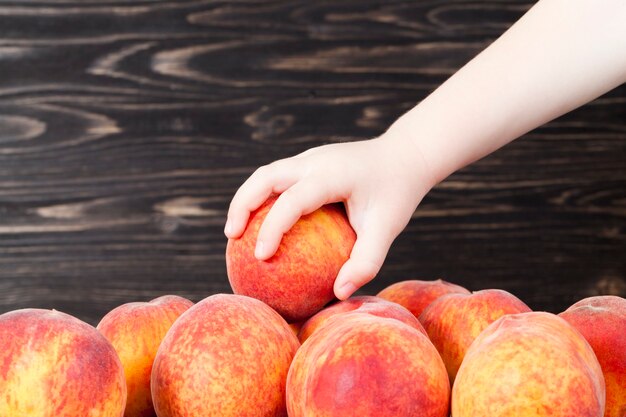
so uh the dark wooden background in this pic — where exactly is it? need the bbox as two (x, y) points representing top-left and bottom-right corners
(0, 0), (624, 325)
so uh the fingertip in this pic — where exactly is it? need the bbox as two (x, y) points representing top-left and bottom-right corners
(224, 214), (248, 239)
(254, 230), (282, 261)
(333, 265), (358, 300)
(334, 281), (357, 301)
(224, 219), (234, 237)
(333, 254), (383, 300)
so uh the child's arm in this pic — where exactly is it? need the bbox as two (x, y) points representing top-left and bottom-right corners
(390, 0), (626, 185)
(226, 0), (626, 300)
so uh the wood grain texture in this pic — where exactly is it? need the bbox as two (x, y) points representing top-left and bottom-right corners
(0, 0), (624, 324)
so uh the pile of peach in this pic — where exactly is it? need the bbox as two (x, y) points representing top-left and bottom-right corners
(0, 199), (624, 417)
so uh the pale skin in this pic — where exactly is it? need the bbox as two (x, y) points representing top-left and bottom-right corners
(225, 0), (626, 300)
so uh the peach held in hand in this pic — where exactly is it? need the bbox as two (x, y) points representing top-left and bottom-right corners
(97, 295), (194, 417)
(226, 195), (356, 322)
(0, 309), (126, 417)
(452, 312), (605, 417)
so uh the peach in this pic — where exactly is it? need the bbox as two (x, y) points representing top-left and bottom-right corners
(0, 309), (126, 417)
(419, 289), (531, 383)
(151, 294), (300, 417)
(377, 279), (470, 320)
(97, 295), (194, 417)
(287, 313), (450, 417)
(297, 295), (426, 343)
(452, 312), (605, 417)
(560, 295), (626, 417)
(226, 195), (356, 322)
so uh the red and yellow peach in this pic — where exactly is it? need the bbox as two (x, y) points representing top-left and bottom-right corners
(287, 313), (450, 417)
(560, 295), (626, 417)
(452, 312), (606, 417)
(151, 294), (300, 417)
(0, 309), (126, 417)
(226, 196), (356, 322)
(97, 295), (194, 417)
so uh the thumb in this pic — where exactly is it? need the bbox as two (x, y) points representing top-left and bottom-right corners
(333, 225), (395, 300)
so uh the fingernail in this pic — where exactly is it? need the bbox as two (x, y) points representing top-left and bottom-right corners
(255, 240), (265, 259)
(224, 220), (232, 236)
(336, 281), (357, 300)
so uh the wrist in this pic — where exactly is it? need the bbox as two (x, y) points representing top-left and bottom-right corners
(375, 123), (439, 206)
(383, 105), (452, 189)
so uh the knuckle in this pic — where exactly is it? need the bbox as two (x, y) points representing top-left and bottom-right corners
(253, 164), (272, 178)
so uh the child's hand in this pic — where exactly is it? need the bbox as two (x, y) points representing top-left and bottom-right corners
(225, 0), (626, 301)
(224, 134), (436, 300)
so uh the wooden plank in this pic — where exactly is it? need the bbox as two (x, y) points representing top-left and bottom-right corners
(0, 0), (624, 324)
